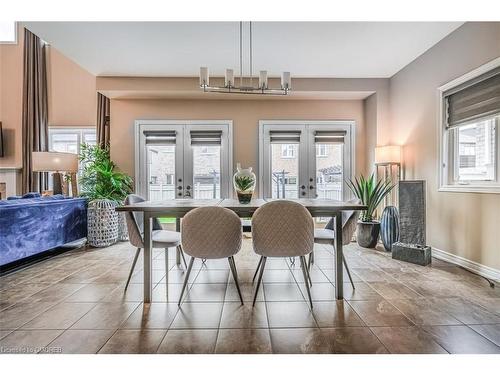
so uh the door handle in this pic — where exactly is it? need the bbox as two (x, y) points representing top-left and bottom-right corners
(309, 185), (314, 190)
(301, 191), (306, 196)
(301, 185), (306, 190)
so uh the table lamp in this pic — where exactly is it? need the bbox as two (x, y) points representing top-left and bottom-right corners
(32, 151), (79, 195)
(375, 145), (402, 207)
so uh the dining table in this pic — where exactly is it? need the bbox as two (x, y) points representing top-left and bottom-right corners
(116, 198), (366, 303)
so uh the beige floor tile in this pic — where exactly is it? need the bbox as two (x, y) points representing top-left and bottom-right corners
(371, 326), (448, 353)
(157, 329), (218, 354)
(263, 283), (305, 302)
(0, 301), (56, 329)
(64, 283), (120, 302)
(215, 329), (272, 354)
(183, 283), (227, 302)
(0, 330), (63, 354)
(430, 297), (500, 324)
(170, 302), (223, 329)
(422, 325), (500, 354)
(388, 298), (461, 326)
(219, 302), (268, 329)
(368, 281), (423, 299)
(312, 301), (365, 327)
(348, 299), (414, 327)
(467, 324), (500, 346)
(99, 329), (166, 353)
(22, 302), (96, 329)
(121, 303), (179, 329)
(71, 302), (140, 329)
(225, 282), (264, 302)
(266, 301), (317, 328)
(45, 329), (115, 354)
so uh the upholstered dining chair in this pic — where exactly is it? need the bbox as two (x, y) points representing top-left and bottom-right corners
(123, 194), (187, 292)
(312, 198), (360, 289)
(251, 200), (315, 309)
(178, 206), (244, 306)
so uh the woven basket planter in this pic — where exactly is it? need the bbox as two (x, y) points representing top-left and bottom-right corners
(87, 199), (119, 247)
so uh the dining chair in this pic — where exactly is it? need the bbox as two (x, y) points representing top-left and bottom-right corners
(251, 200), (315, 309)
(178, 206), (244, 305)
(123, 194), (187, 292)
(312, 198), (360, 289)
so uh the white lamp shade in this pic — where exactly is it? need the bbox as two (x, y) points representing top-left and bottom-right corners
(281, 71), (291, 89)
(259, 70), (268, 89)
(375, 145), (402, 164)
(32, 152), (78, 172)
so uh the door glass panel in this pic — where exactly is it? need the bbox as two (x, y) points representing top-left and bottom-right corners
(51, 133), (79, 153)
(271, 143), (299, 198)
(315, 143), (343, 200)
(147, 145), (175, 200)
(192, 145), (221, 199)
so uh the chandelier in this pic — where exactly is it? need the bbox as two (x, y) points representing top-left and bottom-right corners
(199, 22), (291, 96)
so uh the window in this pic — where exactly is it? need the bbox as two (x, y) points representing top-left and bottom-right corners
(439, 60), (500, 193)
(316, 144), (329, 157)
(0, 21), (17, 44)
(48, 127), (97, 188)
(281, 144), (296, 158)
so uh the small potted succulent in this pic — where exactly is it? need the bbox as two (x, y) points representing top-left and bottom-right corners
(233, 163), (256, 204)
(347, 174), (394, 248)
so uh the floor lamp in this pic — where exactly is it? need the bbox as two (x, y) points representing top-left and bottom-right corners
(375, 145), (402, 208)
(32, 151), (79, 196)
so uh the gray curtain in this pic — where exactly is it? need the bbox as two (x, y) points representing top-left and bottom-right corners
(22, 28), (49, 194)
(97, 93), (110, 147)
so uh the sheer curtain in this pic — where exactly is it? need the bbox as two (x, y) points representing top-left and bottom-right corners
(21, 28), (49, 194)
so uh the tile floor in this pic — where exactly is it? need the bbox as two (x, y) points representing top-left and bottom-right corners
(1, 237), (499, 354)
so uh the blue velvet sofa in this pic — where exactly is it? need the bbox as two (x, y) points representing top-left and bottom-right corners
(0, 193), (88, 267)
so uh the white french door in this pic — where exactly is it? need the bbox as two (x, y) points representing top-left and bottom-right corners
(259, 121), (355, 200)
(135, 120), (233, 200)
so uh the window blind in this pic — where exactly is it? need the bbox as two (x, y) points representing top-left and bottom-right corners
(445, 67), (500, 129)
(269, 130), (301, 143)
(314, 130), (346, 143)
(144, 130), (176, 145)
(190, 130), (223, 145)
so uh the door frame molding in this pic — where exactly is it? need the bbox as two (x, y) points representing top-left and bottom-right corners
(134, 119), (233, 199)
(258, 120), (356, 199)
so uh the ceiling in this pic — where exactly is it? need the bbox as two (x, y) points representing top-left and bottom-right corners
(24, 22), (462, 78)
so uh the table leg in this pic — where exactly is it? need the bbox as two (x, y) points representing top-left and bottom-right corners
(143, 212), (152, 303)
(335, 211), (344, 299)
(175, 218), (181, 265)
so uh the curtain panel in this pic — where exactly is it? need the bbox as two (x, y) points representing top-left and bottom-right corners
(21, 28), (49, 194)
(96, 93), (110, 147)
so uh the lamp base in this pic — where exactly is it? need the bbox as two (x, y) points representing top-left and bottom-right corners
(52, 172), (63, 195)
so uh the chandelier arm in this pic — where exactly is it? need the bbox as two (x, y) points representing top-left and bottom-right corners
(249, 21), (253, 87)
(239, 21), (243, 87)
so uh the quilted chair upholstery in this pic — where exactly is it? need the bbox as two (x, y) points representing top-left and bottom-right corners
(181, 206), (242, 259)
(252, 200), (314, 257)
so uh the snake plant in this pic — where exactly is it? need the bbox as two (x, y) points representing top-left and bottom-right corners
(346, 174), (395, 222)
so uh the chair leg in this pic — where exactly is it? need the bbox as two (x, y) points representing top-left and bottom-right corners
(165, 248), (169, 299)
(178, 244), (188, 269)
(228, 257), (243, 305)
(307, 250), (314, 270)
(178, 257), (195, 306)
(252, 256), (263, 284)
(252, 256), (267, 306)
(125, 247), (141, 291)
(343, 256), (356, 290)
(300, 256), (313, 310)
(303, 256), (313, 288)
(289, 257), (296, 266)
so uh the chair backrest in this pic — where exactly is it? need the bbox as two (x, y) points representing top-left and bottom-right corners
(252, 200), (314, 257)
(181, 206), (242, 259)
(324, 198), (360, 246)
(124, 194), (162, 248)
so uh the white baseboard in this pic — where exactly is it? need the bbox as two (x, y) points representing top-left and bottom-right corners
(432, 247), (500, 282)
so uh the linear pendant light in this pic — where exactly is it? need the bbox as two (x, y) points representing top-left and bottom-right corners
(199, 22), (291, 96)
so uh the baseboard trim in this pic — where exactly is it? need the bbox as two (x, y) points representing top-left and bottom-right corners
(432, 247), (500, 282)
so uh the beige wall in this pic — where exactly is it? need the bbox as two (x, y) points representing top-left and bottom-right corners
(0, 25), (96, 173)
(110, 99), (366, 193)
(389, 22), (500, 270)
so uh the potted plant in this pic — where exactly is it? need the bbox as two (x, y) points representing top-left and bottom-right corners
(79, 144), (133, 247)
(233, 163), (256, 204)
(347, 174), (394, 248)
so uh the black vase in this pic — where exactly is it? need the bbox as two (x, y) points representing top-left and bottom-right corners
(380, 206), (400, 251)
(356, 221), (380, 248)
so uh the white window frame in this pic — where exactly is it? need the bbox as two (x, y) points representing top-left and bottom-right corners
(134, 120), (233, 199)
(438, 57), (500, 194)
(259, 120), (355, 200)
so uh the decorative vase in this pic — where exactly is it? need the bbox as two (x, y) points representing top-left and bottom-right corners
(380, 206), (400, 251)
(356, 221), (380, 248)
(87, 199), (119, 247)
(233, 163), (256, 204)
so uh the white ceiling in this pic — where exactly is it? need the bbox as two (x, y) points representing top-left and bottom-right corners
(24, 22), (462, 78)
